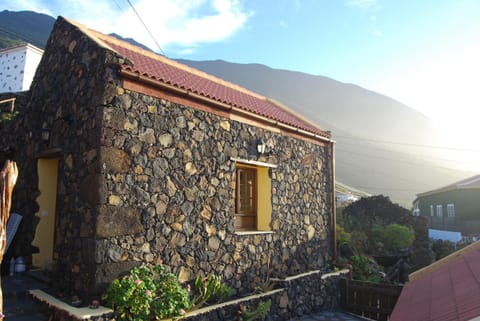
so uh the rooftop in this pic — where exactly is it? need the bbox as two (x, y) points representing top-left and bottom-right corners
(0, 43), (44, 55)
(65, 17), (330, 140)
(391, 241), (480, 321)
(416, 174), (480, 198)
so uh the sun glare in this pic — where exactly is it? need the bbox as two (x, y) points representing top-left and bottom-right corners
(381, 45), (480, 172)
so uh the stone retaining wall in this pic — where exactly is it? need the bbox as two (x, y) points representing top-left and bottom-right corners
(34, 270), (348, 321)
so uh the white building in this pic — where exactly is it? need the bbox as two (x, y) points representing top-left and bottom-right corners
(0, 43), (43, 93)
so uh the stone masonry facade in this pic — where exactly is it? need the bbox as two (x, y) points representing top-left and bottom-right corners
(0, 17), (335, 301)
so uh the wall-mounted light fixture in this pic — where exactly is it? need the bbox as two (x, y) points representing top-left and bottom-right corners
(41, 127), (50, 142)
(257, 138), (266, 155)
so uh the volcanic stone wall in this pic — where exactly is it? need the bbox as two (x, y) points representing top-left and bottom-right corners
(94, 86), (334, 296)
(0, 16), (125, 296)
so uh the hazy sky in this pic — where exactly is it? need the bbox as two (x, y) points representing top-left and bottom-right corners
(3, 0), (480, 155)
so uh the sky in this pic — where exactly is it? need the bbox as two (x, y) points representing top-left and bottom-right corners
(3, 0), (480, 169)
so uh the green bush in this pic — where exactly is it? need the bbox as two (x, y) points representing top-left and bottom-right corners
(431, 239), (455, 261)
(336, 224), (351, 245)
(371, 223), (414, 254)
(238, 300), (272, 321)
(190, 274), (232, 309)
(350, 253), (383, 282)
(351, 230), (368, 253)
(103, 265), (233, 320)
(103, 265), (190, 321)
(382, 224), (414, 253)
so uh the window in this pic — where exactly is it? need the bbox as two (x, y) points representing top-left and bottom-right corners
(447, 204), (455, 217)
(235, 166), (257, 230)
(233, 159), (274, 232)
(430, 205), (434, 217)
(436, 205), (443, 217)
(413, 202), (420, 216)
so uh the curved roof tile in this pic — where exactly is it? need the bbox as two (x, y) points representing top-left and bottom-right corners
(103, 40), (330, 138)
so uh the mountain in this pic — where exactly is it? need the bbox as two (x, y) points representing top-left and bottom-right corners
(176, 60), (474, 206)
(109, 33), (152, 52)
(1, 10), (473, 206)
(0, 10), (54, 49)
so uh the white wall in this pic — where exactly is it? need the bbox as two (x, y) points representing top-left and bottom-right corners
(0, 44), (43, 93)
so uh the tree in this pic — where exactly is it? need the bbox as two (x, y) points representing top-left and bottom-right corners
(341, 195), (413, 233)
(336, 224), (351, 245)
(341, 195), (414, 253)
(371, 224), (415, 254)
(339, 195), (432, 271)
(431, 239), (455, 261)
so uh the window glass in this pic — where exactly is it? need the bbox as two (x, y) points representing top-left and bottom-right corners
(233, 161), (273, 232)
(436, 205), (443, 217)
(235, 166), (257, 230)
(447, 204), (455, 217)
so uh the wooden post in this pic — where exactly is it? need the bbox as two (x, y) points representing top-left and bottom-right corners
(0, 160), (19, 320)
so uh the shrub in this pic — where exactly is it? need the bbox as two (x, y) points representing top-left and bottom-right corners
(370, 223), (414, 254)
(190, 274), (232, 309)
(103, 265), (232, 320)
(431, 239), (455, 261)
(103, 265), (190, 321)
(238, 299), (272, 321)
(150, 267), (191, 319)
(351, 230), (368, 253)
(350, 253), (383, 282)
(382, 224), (415, 253)
(336, 224), (351, 245)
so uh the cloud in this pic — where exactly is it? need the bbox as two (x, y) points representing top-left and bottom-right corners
(3, 0), (56, 15)
(3, 0), (251, 55)
(177, 48), (195, 55)
(346, 0), (377, 9)
(101, 0), (251, 54)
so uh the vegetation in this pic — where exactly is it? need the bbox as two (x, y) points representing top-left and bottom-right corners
(0, 10), (55, 50)
(371, 224), (415, 254)
(0, 111), (19, 123)
(103, 265), (232, 321)
(0, 35), (23, 50)
(238, 300), (271, 321)
(190, 274), (232, 310)
(103, 265), (190, 321)
(336, 195), (434, 279)
(349, 253), (384, 282)
(339, 195), (416, 255)
(336, 224), (351, 245)
(339, 195), (413, 235)
(431, 239), (456, 261)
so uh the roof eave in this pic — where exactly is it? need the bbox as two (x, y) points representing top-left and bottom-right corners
(120, 68), (335, 144)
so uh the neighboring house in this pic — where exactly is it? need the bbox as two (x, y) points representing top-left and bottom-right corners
(413, 175), (480, 236)
(390, 240), (480, 321)
(0, 16), (336, 301)
(0, 43), (43, 93)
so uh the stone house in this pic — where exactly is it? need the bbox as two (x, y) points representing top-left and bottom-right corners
(0, 16), (336, 301)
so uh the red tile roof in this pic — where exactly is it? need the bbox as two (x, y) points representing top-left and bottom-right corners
(391, 241), (480, 321)
(72, 20), (330, 139)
